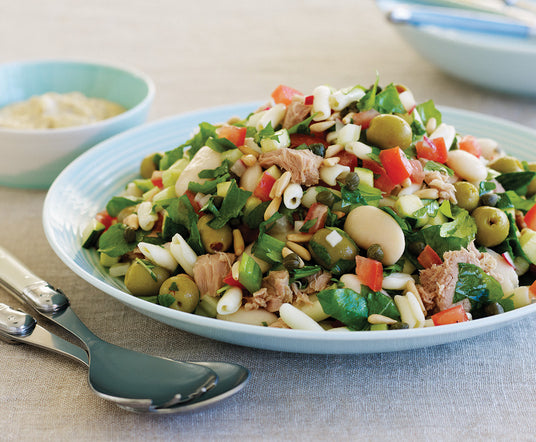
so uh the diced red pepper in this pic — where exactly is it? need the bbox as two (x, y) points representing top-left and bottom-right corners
(304, 95), (314, 105)
(355, 255), (383, 292)
(253, 172), (277, 202)
(218, 125), (247, 147)
(379, 146), (413, 185)
(415, 136), (448, 164)
(335, 150), (358, 170)
(222, 270), (245, 289)
(271, 85), (303, 105)
(151, 175), (164, 189)
(431, 305), (469, 326)
(362, 159), (396, 195)
(289, 132), (329, 149)
(529, 279), (536, 298)
(525, 204), (536, 230)
(184, 189), (202, 215)
(303, 203), (328, 234)
(417, 245), (442, 268)
(458, 135), (481, 157)
(95, 210), (115, 231)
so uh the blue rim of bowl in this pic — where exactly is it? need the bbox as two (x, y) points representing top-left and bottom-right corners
(0, 58), (155, 134)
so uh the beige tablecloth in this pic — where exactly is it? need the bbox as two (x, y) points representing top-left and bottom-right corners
(2, 1), (536, 440)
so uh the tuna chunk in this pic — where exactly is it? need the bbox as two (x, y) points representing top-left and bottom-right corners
(193, 252), (236, 296)
(258, 149), (323, 186)
(291, 270), (332, 305)
(282, 98), (311, 129)
(417, 242), (500, 313)
(245, 270), (293, 312)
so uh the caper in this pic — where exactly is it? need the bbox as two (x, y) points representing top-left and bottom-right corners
(389, 321), (409, 330)
(316, 190), (335, 208)
(140, 153), (160, 179)
(197, 214), (232, 253)
(484, 302), (505, 317)
(159, 274), (200, 313)
(408, 241), (426, 256)
(366, 114), (413, 150)
(309, 143), (326, 157)
(124, 260), (170, 297)
(367, 244), (384, 262)
(123, 225), (137, 243)
(453, 181), (479, 212)
(472, 206), (510, 247)
(283, 252), (303, 271)
(479, 193), (499, 207)
(345, 172), (361, 191)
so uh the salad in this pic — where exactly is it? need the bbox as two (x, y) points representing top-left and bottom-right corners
(82, 78), (536, 332)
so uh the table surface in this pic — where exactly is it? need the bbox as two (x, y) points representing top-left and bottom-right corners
(2, 1), (536, 440)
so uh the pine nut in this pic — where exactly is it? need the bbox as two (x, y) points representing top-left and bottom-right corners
(241, 154), (257, 167)
(270, 171), (292, 198)
(286, 241), (311, 261)
(231, 261), (240, 281)
(310, 120), (335, 133)
(414, 188), (439, 199)
(233, 229), (245, 256)
(264, 196), (282, 221)
(325, 144), (344, 158)
(123, 213), (139, 230)
(282, 247), (294, 258)
(286, 233), (313, 242)
(367, 314), (398, 325)
(238, 144), (260, 157)
(322, 157), (340, 167)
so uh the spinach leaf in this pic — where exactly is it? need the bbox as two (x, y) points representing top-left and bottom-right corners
(357, 76), (379, 112)
(496, 171), (535, 196)
(505, 190), (536, 212)
(98, 223), (138, 257)
(415, 99), (442, 127)
(165, 195), (204, 255)
(188, 173), (230, 194)
(423, 161), (454, 176)
(288, 114), (315, 135)
(453, 262), (512, 315)
(478, 181), (496, 196)
(362, 285), (401, 321)
(105, 196), (140, 217)
(340, 183), (382, 208)
(317, 288), (369, 330)
(208, 180), (252, 229)
(374, 83), (406, 114)
(251, 213), (285, 264)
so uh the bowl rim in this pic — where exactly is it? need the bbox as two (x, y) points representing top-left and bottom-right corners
(0, 58), (156, 135)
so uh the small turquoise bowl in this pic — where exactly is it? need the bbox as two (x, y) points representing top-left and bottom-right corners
(0, 59), (155, 189)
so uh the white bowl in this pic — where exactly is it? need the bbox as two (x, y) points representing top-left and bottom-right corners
(377, 1), (536, 97)
(0, 59), (155, 189)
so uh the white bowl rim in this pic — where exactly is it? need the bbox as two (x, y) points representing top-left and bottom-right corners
(0, 57), (156, 135)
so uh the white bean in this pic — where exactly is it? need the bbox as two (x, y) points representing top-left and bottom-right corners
(344, 205), (405, 266)
(446, 150), (488, 183)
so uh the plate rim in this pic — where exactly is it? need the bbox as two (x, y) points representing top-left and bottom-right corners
(43, 101), (536, 354)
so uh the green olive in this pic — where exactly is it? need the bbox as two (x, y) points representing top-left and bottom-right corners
(488, 155), (524, 173)
(472, 206), (510, 247)
(197, 214), (232, 253)
(309, 227), (358, 274)
(140, 153), (160, 179)
(159, 274), (200, 313)
(454, 181), (479, 212)
(124, 260), (170, 297)
(366, 114), (413, 150)
(526, 162), (536, 196)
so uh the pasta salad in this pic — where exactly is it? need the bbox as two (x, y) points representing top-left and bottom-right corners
(82, 79), (536, 332)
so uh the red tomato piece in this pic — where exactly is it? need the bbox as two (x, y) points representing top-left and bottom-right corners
(184, 189), (202, 215)
(95, 210), (115, 230)
(431, 305), (469, 326)
(417, 245), (443, 269)
(409, 159), (424, 185)
(335, 150), (358, 170)
(271, 85), (303, 105)
(379, 146), (413, 185)
(253, 172), (277, 202)
(289, 132), (329, 149)
(362, 159), (397, 195)
(222, 271), (245, 289)
(529, 279), (536, 298)
(303, 202), (328, 234)
(458, 135), (481, 157)
(415, 136), (448, 163)
(525, 204), (536, 231)
(218, 125), (247, 147)
(355, 255), (383, 292)
(151, 175), (164, 189)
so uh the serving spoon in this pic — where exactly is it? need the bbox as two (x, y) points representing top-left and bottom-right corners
(0, 303), (250, 413)
(0, 246), (218, 412)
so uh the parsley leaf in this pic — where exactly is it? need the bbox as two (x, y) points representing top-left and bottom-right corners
(105, 196), (140, 217)
(208, 180), (252, 229)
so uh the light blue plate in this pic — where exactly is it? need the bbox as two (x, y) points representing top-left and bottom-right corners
(43, 103), (536, 354)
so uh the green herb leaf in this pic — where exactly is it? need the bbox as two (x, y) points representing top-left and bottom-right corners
(496, 171), (536, 196)
(209, 180), (252, 229)
(423, 161), (454, 176)
(374, 83), (405, 114)
(98, 223), (138, 257)
(415, 99), (442, 127)
(157, 293), (176, 307)
(317, 288), (369, 330)
(361, 285), (401, 320)
(105, 196), (140, 218)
